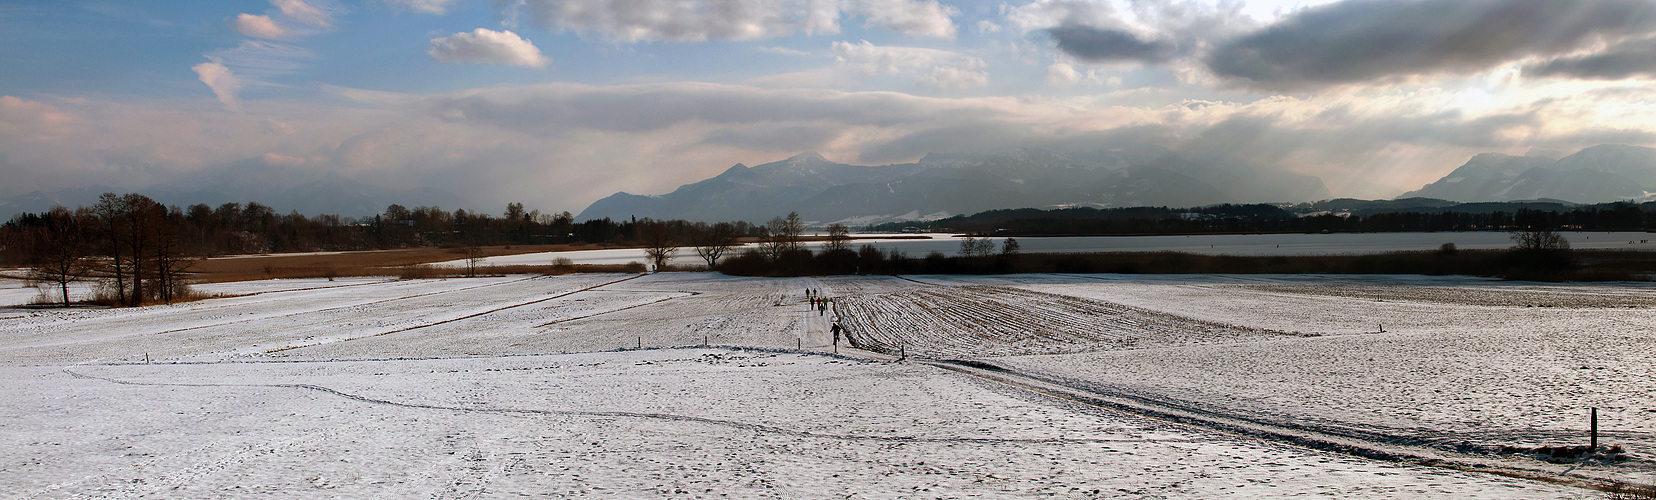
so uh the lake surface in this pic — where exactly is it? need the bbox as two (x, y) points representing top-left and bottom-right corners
(445, 231), (1656, 267)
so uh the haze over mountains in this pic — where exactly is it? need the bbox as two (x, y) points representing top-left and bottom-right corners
(579, 144), (1656, 224)
(1400, 145), (1656, 203)
(0, 164), (472, 219)
(578, 146), (1332, 224)
(7, 144), (1656, 223)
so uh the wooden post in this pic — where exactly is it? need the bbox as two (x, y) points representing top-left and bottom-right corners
(900, 344), (905, 360)
(1591, 407), (1599, 450)
(637, 337), (642, 349)
(798, 338), (802, 351)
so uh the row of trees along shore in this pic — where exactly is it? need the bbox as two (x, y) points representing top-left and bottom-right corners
(876, 202), (1656, 235)
(1, 194), (1642, 307)
(0, 194), (782, 306)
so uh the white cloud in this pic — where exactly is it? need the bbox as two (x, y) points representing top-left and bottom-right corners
(386, 0), (462, 15)
(1004, 0), (1119, 33)
(205, 40), (314, 80)
(845, 0), (958, 39)
(0, 96), (76, 141)
(233, 14), (289, 39)
(920, 63), (987, 89)
(429, 29), (550, 68)
(1043, 62), (1116, 87)
(518, 0), (957, 42)
(976, 20), (1002, 35)
(759, 46), (811, 56)
(832, 40), (987, 89)
(192, 62), (243, 111)
(272, 0), (332, 28)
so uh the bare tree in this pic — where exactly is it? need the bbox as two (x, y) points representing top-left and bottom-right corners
(463, 244), (486, 277)
(691, 221), (739, 268)
(783, 212), (805, 253)
(26, 207), (93, 307)
(762, 212), (805, 261)
(959, 236), (995, 259)
(824, 223), (852, 253)
(93, 193), (129, 305)
(640, 221), (677, 272)
(1511, 228), (1569, 252)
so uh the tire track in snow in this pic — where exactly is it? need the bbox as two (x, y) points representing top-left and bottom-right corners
(916, 358), (1622, 494)
(163, 275), (546, 338)
(532, 291), (699, 328)
(267, 274), (647, 354)
(61, 364), (1200, 447)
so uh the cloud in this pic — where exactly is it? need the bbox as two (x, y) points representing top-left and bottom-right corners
(1004, 0), (1119, 33)
(271, 0), (332, 28)
(1526, 37), (1656, 80)
(421, 82), (998, 134)
(1048, 24), (1175, 63)
(831, 40), (987, 89)
(845, 0), (958, 39)
(429, 29), (550, 68)
(204, 40), (314, 80)
(701, 124), (844, 151)
(233, 14), (289, 39)
(758, 45), (810, 56)
(192, 62), (243, 111)
(1044, 62), (1116, 87)
(1208, 0), (1656, 88)
(0, 96), (76, 141)
(517, 0), (957, 42)
(386, 0), (461, 15)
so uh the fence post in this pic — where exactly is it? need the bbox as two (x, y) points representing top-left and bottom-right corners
(1591, 407), (1599, 450)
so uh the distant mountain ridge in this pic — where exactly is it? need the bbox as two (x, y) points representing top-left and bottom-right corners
(1401, 144), (1656, 203)
(577, 147), (1332, 224)
(0, 165), (473, 218)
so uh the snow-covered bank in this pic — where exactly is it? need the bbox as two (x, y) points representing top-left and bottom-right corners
(4, 350), (1591, 498)
(3, 272), (1646, 497)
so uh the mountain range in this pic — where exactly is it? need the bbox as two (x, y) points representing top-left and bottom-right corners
(1400, 144), (1656, 203)
(577, 146), (1332, 224)
(0, 165), (472, 219)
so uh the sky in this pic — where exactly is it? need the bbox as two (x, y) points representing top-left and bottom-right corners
(5, 0), (1656, 213)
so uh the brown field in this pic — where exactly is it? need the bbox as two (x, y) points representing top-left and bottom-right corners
(184, 243), (639, 283)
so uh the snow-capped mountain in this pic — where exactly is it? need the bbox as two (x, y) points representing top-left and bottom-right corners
(1401, 145), (1656, 203)
(576, 147), (1331, 224)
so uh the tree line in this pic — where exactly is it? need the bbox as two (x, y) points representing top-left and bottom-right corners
(0, 193), (774, 306)
(882, 202), (1656, 235)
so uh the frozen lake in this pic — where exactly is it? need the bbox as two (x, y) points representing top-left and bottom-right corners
(441, 231), (1656, 267)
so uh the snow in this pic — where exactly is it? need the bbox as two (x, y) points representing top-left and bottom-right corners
(886, 274), (1656, 482)
(1, 272), (1642, 497)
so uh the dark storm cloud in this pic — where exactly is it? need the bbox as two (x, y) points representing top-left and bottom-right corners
(1048, 24), (1178, 63)
(1208, 0), (1656, 87)
(1526, 37), (1656, 80)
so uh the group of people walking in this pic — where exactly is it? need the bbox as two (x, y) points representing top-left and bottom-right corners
(807, 287), (845, 346)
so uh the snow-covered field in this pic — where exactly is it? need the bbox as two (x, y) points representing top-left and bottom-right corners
(2, 272), (1648, 497)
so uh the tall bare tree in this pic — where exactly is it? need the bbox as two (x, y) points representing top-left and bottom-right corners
(26, 207), (93, 307)
(762, 212), (805, 260)
(824, 223), (852, 253)
(640, 221), (677, 272)
(93, 193), (129, 305)
(691, 221), (739, 268)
